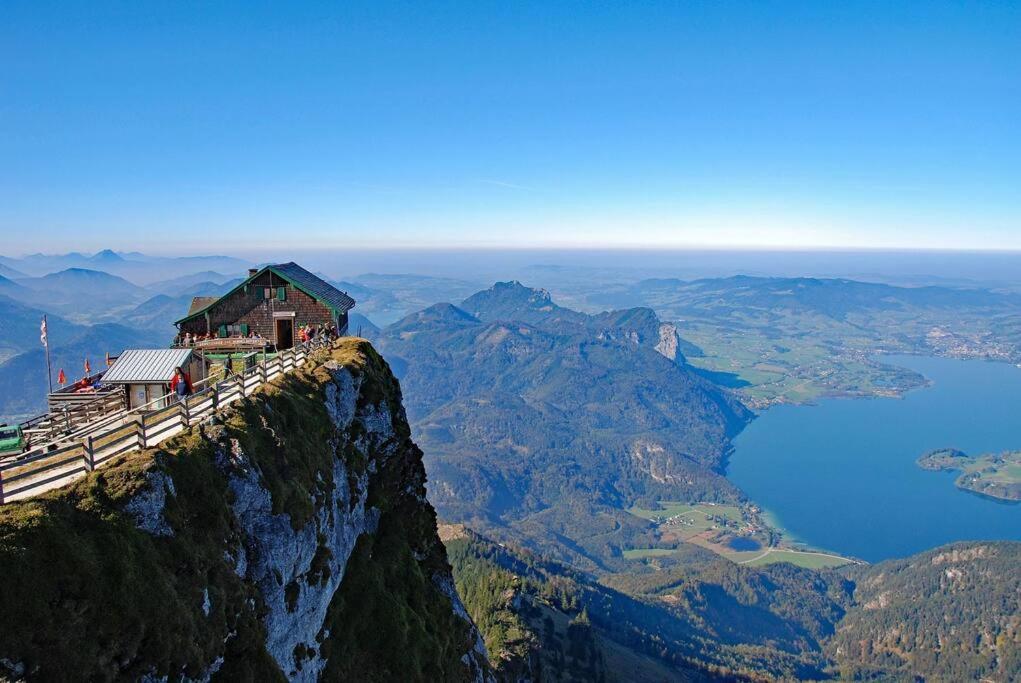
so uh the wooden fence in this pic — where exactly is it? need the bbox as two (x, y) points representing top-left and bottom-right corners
(0, 340), (330, 504)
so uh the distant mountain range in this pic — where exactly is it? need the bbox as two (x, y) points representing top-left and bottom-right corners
(13, 268), (151, 323)
(145, 271), (240, 295)
(0, 250), (252, 285)
(123, 279), (244, 336)
(592, 275), (1021, 318)
(0, 294), (81, 363)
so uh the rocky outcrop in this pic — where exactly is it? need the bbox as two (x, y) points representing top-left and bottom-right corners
(0, 339), (492, 682)
(655, 322), (685, 363)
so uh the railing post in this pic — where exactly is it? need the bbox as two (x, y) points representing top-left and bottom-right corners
(0, 467), (5, 505)
(83, 436), (95, 472)
(137, 413), (147, 449)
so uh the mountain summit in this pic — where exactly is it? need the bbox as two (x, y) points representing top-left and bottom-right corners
(0, 340), (492, 681)
(375, 285), (750, 570)
(461, 281), (586, 326)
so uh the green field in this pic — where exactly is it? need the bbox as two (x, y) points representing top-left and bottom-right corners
(741, 549), (851, 569)
(918, 449), (1021, 501)
(627, 501), (743, 525)
(626, 500), (855, 569)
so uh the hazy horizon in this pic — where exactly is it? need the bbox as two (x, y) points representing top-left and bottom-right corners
(6, 245), (1021, 291)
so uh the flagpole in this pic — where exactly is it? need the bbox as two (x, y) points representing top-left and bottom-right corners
(43, 315), (53, 394)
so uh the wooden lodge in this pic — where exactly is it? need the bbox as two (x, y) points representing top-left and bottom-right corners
(9, 262), (354, 457)
(174, 262), (355, 351)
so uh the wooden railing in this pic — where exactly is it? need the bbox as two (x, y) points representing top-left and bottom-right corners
(0, 339), (332, 504)
(22, 389), (127, 445)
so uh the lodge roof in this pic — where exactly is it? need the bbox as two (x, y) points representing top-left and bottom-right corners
(187, 296), (219, 316)
(102, 348), (194, 384)
(174, 262), (355, 326)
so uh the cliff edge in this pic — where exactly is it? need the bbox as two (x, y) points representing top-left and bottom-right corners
(0, 339), (492, 682)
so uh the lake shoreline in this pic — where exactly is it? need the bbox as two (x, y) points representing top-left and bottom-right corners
(724, 354), (1021, 563)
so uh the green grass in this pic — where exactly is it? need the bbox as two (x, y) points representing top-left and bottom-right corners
(627, 501), (742, 524)
(680, 320), (926, 406)
(743, 550), (851, 569)
(626, 500), (855, 568)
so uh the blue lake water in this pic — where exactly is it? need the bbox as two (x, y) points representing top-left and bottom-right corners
(728, 355), (1021, 562)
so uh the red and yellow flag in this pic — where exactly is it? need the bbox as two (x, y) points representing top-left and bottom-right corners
(58, 369), (66, 385)
(84, 358), (91, 375)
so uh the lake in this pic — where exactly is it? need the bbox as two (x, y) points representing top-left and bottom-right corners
(728, 355), (1021, 562)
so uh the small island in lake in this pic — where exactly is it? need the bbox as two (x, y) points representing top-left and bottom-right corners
(917, 448), (1021, 502)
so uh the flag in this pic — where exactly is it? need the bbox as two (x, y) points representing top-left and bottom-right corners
(58, 369), (66, 385)
(40, 316), (48, 347)
(84, 358), (91, 375)
(106, 352), (112, 367)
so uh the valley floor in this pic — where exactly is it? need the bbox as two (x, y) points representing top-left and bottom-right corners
(624, 501), (857, 570)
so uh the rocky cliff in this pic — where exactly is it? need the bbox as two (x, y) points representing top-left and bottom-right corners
(0, 339), (492, 682)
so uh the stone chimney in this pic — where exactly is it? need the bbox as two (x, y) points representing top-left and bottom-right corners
(248, 268), (259, 278)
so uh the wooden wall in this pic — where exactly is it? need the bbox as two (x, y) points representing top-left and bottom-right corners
(179, 271), (339, 344)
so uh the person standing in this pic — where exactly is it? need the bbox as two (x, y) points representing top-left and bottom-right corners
(170, 366), (194, 403)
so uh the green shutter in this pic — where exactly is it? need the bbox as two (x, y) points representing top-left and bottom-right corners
(277, 286), (286, 301)
(218, 325), (227, 338)
(240, 323), (249, 336)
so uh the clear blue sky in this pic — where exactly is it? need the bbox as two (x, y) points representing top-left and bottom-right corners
(2, 1), (1018, 253)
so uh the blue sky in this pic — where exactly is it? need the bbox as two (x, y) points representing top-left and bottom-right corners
(1, 1), (1018, 253)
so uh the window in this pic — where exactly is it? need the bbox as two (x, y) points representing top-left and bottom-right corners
(277, 286), (286, 301)
(263, 287), (272, 299)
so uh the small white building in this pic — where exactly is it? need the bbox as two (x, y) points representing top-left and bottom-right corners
(101, 349), (199, 410)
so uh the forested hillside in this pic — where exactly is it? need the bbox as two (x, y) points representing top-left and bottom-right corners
(830, 541), (1021, 681)
(444, 524), (856, 681)
(375, 282), (750, 570)
(448, 527), (1021, 682)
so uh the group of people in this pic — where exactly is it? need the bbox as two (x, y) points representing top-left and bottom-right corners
(173, 322), (340, 350)
(177, 330), (265, 347)
(73, 376), (98, 394)
(299, 322), (338, 344)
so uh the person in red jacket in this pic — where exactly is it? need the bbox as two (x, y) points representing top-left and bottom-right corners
(170, 366), (194, 402)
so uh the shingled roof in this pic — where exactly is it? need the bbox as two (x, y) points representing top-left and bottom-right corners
(270, 262), (356, 314)
(175, 262), (355, 325)
(187, 296), (219, 316)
